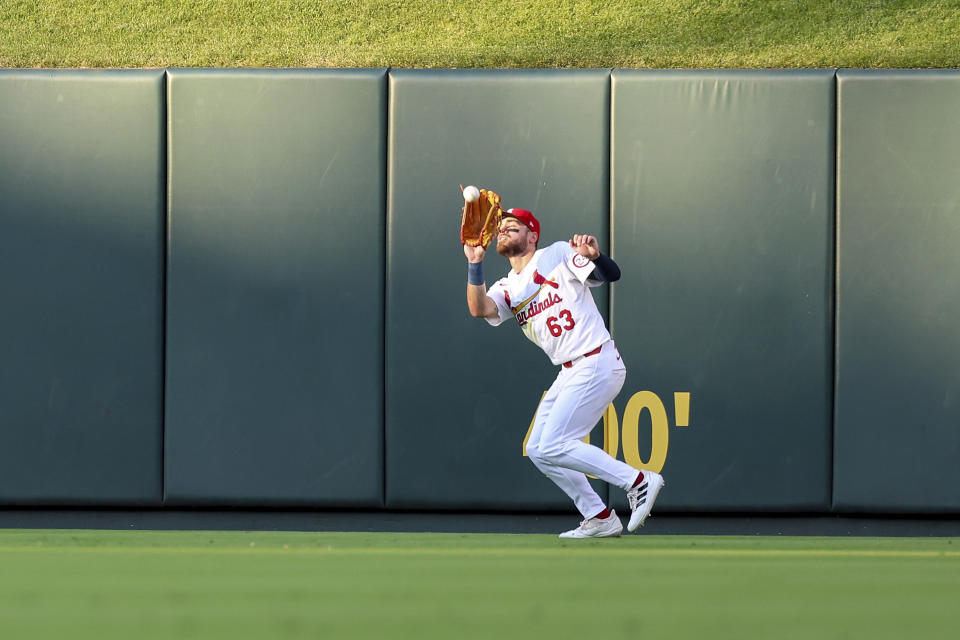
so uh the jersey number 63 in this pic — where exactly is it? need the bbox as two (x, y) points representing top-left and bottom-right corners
(545, 309), (576, 337)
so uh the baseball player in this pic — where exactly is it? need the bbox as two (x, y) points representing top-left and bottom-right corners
(463, 207), (664, 538)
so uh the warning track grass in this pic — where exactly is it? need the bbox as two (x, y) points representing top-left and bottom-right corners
(1, 530), (958, 639)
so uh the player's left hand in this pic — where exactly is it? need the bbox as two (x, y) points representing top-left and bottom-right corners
(570, 234), (600, 260)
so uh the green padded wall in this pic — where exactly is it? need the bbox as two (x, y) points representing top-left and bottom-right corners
(610, 70), (835, 511)
(386, 69), (611, 510)
(165, 69), (386, 506)
(0, 70), (165, 504)
(7, 67), (960, 516)
(834, 71), (960, 513)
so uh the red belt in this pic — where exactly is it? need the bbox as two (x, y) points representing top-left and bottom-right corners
(562, 345), (603, 368)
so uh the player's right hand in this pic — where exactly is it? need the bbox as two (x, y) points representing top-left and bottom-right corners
(463, 243), (486, 263)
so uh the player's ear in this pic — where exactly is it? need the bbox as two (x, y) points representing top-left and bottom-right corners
(530, 231), (539, 246)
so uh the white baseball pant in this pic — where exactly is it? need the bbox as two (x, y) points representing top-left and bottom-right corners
(524, 340), (639, 518)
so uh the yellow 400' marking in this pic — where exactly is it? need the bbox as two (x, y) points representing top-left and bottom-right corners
(522, 391), (691, 473)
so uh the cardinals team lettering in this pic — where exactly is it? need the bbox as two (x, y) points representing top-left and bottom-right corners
(516, 292), (563, 327)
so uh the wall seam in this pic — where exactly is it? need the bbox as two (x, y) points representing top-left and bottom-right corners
(607, 69), (615, 338)
(830, 68), (841, 514)
(161, 68), (172, 505)
(605, 68), (614, 509)
(382, 67), (392, 509)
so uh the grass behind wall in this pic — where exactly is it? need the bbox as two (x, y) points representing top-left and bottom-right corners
(2, 1), (960, 69)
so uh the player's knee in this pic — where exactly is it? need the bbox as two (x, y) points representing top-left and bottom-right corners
(537, 440), (570, 466)
(526, 442), (545, 466)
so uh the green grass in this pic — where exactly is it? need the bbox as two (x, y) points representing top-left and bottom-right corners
(1, 530), (958, 639)
(2, 1), (960, 68)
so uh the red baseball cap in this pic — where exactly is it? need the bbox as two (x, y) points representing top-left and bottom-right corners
(504, 208), (540, 235)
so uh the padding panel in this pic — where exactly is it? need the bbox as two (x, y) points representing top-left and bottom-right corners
(834, 70), (960, 512)
(164, 69), (386, 506)
(386, 69), (611, 510)
(0, 70), (165, 505)
(610, 70), (836, 511)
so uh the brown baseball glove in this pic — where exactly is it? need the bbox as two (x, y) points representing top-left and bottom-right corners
(459, 187), (502, 249)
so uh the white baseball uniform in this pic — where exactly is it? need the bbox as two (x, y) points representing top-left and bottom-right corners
(485, 241), (639, 518)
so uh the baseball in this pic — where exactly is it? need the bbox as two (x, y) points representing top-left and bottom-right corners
(463, 185), (480, 203)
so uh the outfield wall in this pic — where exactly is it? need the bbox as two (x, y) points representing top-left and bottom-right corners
(1, 69), (958, 515)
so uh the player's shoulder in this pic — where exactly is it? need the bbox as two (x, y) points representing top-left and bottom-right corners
(537, 241), (574, 273)
(488, 275), (509, 291)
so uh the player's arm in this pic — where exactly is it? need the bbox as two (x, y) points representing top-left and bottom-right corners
(589, 253), (621, 282)
(570, 234), (621, 282)
(464, 244), (499, 319)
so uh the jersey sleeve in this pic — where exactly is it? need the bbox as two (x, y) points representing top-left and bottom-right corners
(540, 240), (598, 285)
(564, 246), (598, 284)
(484, 279), (514, 326)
